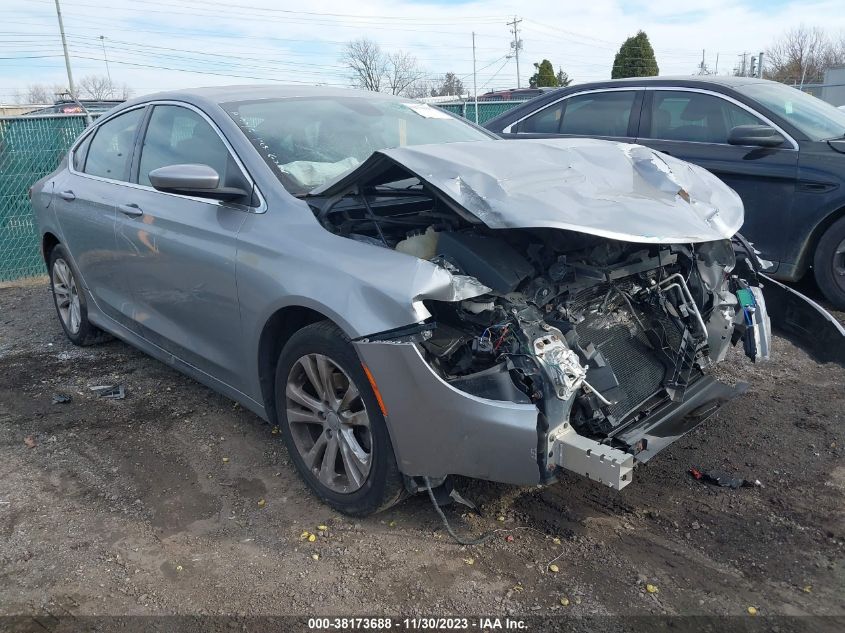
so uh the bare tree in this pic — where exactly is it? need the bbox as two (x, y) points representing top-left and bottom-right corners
(16, 84), (54, 104)
(115, 83), (133, 100)
(78, 74), (116, 100)
(343, 38), (429, 97)
(765, 25), (833, 84)
(431, 72), (465, 97)
(404, 79), (434, 100)
(384, 51), (425, 96)
(343, 38), (386, 92)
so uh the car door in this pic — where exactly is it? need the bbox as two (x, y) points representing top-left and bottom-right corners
(113, 103), (252, 390)
(638, 88), (799, 267)
(501, 89), (643, 142)
(53, 106), (146, 324)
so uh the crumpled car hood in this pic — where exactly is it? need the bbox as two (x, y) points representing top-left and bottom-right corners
(310, 138), (744, 244)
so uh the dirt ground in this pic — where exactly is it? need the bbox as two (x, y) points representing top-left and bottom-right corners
(1, 277), (843, 624)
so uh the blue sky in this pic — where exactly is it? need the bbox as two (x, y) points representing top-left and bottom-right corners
(1, 0), (842, 101)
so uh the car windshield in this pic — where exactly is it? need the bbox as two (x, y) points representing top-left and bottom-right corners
(222, 96), (492, 194)
(738, 82), (845, 141)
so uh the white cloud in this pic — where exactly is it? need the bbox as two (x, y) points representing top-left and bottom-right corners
(1, 0), (843, 101)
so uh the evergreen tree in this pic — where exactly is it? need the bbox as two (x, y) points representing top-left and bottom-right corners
(555, 68), (573, 87)
(611, 31), (659, 79)
(529, 59), (558, 88)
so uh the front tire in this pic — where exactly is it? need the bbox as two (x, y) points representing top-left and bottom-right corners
(274, 321), (404, 516)
(813, 216), (845, 310)
(48, 244), (109, 346)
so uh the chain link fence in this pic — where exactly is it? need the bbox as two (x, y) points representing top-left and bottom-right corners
(0, 114), (95, 281)
(437, 100), (524, 125)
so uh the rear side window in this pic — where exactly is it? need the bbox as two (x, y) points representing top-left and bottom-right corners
(518, 91), (636, 136)
(558, 91), (636, 137)
(649, 91), (764, 144)
(138, 105), (230, 187)
(519, 103), (564, 133)
(72, 133), (93, 171)
(83, 108), (144, 181)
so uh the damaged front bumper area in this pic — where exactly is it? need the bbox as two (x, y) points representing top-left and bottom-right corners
(353, 340), (543, 485)
(352, 233), (774, 491)
(311, 139), (844, 492)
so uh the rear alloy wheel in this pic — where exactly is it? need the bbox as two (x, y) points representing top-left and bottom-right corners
(48, 244), (110, 346)
(52, 257), (81, 335)
(274, 321), (404, 516)
(813, 216), (845, 310)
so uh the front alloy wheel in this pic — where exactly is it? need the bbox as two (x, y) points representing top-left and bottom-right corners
(274, 321), (404, 516)
(285, 353), (373, 493)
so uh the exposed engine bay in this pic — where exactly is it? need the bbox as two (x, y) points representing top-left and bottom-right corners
(309, 176), (773, 484)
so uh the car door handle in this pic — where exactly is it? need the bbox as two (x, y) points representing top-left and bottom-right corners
(118, 203), (143, 217)
(58, 190), (75, 201)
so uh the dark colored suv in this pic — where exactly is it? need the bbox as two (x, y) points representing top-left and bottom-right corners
(484, 77), (845, 308)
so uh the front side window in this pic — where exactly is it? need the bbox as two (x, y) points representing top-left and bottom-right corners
(649, 91), (764, 144)
(83, 108), (144, 180)
(738, 81), (845, 141)
(138, 105), (231, 186)
(222, 97), (493, 194)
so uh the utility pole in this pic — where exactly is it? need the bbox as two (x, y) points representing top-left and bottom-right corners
(507, 16), (523, 89)
(757, 52), (764, 78)
(100, 35), (112, 86)
(53, 0), (76, 98)
(699, 49), (705, 75)
(472, 32), (479, 125)
(715, 52), (719, 74)
(741, 52), (747, 77)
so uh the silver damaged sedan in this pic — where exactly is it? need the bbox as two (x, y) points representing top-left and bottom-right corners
(30, 86), (845, 515)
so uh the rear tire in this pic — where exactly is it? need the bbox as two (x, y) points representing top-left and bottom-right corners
(813, 216), (845, 310)
(48, 244), (110, 346)
(274, 321), (405, 516)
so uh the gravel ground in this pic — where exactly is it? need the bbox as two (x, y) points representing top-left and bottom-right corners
(1, 277), (843, 623)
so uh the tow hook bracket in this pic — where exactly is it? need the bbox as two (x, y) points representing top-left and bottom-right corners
(551, 426), (634, 490)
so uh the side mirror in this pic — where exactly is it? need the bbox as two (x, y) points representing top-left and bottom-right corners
(727, 125), (785, 148)
(148, 164), (249, 201)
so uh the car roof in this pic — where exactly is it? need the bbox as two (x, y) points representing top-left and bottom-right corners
(557, 75), (772, 90)
(124, 84), (414, 106)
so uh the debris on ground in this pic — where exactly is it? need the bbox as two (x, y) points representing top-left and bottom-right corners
(559, 597), (570, 607)
(646, 584), (659, 594)
(689, 467), (762, 489)
(747, 606), (758, 616)
(24, 435), (37, 449)
(89, 384), (125, 399)
(51, 393), (72, 404)
(549, 564), (559, 573)
(257, 498), (266, 508)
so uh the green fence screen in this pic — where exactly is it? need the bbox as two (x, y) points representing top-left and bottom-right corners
(437, 100), (523, 125)
(0, 114), (93, 281)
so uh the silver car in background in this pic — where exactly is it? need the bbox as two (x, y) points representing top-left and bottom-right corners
(30, 86), (845, 515)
